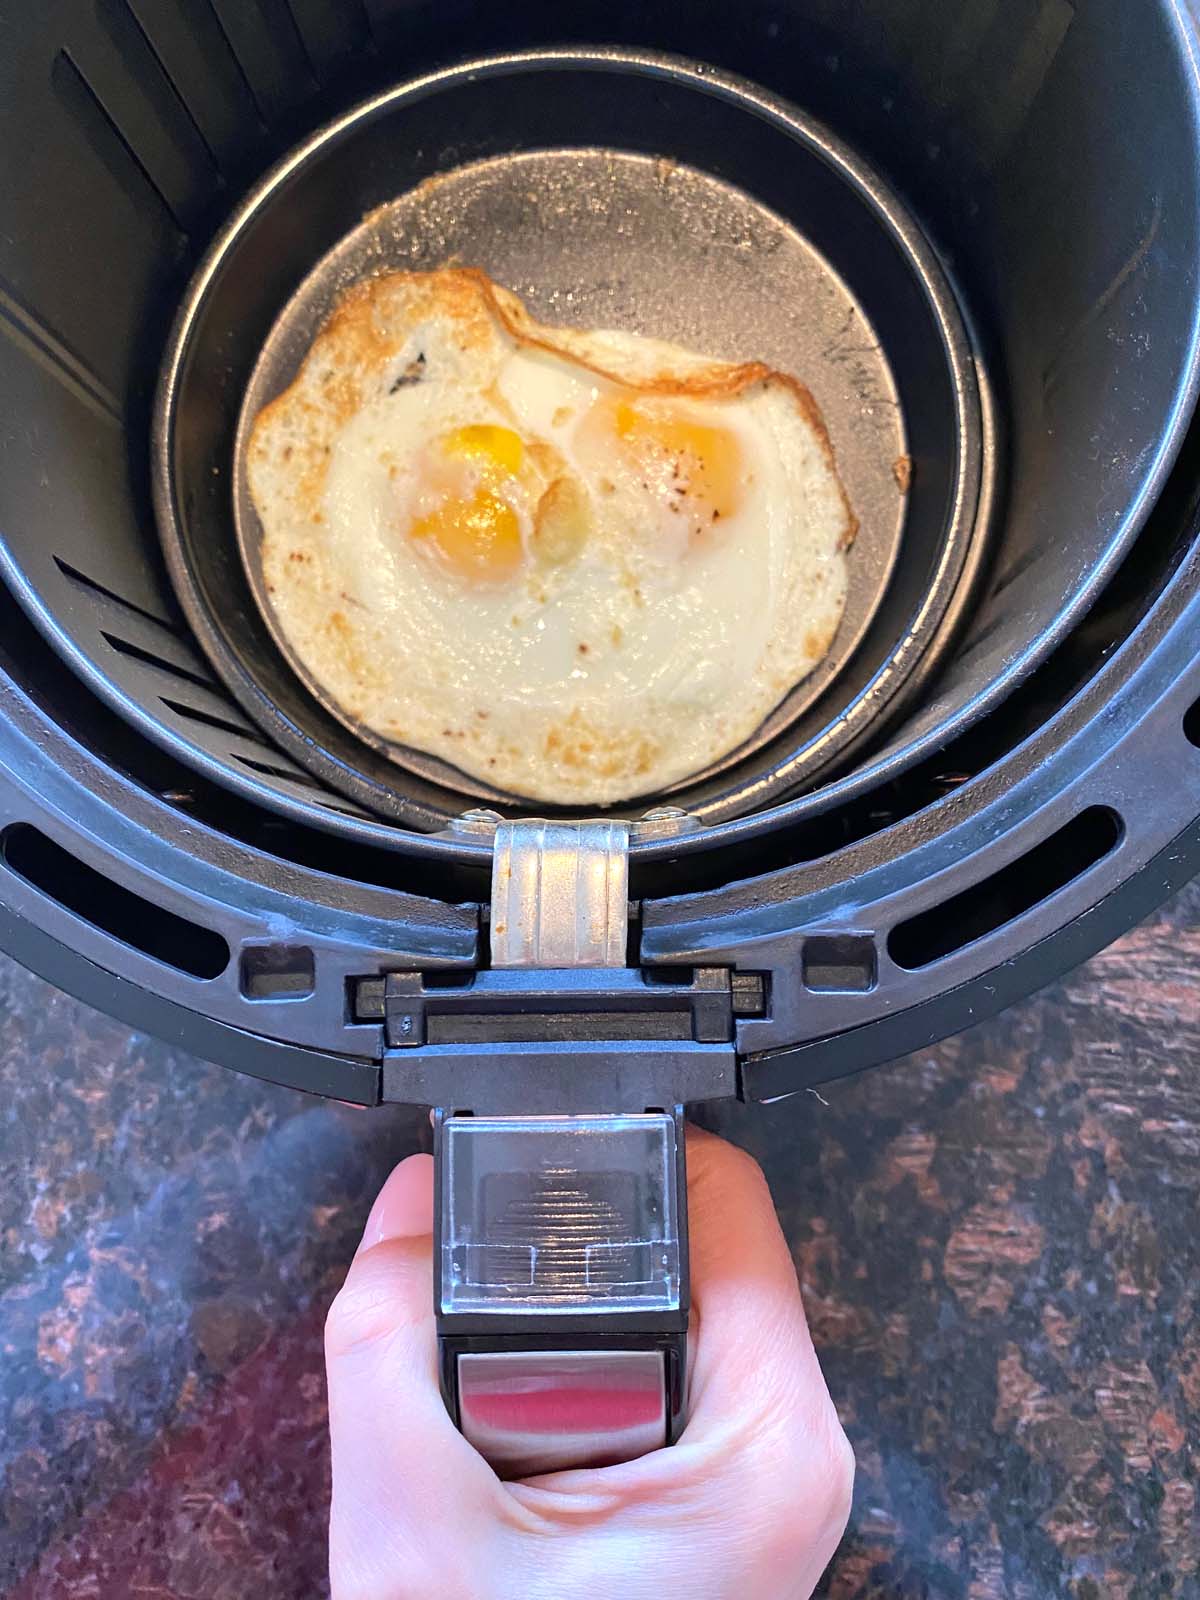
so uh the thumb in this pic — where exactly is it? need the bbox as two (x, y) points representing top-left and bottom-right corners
(325, 1154), (499, 1578)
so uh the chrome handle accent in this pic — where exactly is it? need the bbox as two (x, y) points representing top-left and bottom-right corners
(457, 1348), (668, 1476)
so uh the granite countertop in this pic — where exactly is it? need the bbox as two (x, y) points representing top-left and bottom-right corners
(2, 883), (1198, 1598)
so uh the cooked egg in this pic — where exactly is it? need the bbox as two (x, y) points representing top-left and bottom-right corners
(246, 268), (855, 804)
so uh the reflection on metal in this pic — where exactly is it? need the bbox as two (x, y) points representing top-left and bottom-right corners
(457, 1348), (668, 1476)
(635, 805), (703, 840)
(448, 807), (506, 836)
(490, 820), (629, 968)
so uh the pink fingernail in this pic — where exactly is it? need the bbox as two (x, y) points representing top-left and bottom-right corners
(358, 1153), (435, 1252)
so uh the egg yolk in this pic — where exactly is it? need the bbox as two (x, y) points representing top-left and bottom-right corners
(410, 486), (522, 581)
(613, 399), (743, 525)
(439, 423), (525, 478)
(407, 425), (527, 583)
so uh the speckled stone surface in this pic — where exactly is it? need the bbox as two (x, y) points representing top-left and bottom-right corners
(2, 884), (1199, 1598)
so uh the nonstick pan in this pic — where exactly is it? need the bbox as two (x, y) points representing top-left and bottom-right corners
(154, 48), (988, 830)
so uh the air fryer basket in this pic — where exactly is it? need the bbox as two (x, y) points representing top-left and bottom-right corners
(0, 0), (1198, 1105)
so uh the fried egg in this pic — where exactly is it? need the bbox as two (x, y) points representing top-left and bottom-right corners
(246, 268), (855, 804)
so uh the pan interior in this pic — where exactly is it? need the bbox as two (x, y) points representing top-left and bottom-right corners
(234, 147), (907, 806)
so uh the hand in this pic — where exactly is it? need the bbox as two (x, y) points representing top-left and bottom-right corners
(325, 1126), (854, 1599)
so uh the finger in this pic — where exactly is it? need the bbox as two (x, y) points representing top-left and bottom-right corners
(679, 1128), (854, 1583)
(325, 1155), (499, 1572)
(683, 1127), (832, 1437)
(357, 1148), (435, 1250)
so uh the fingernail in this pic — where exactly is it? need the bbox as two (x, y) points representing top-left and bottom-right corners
(357, 1153), (435, 1253)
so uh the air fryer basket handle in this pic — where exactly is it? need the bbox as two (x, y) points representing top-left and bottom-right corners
(421, 818), (721, 1473)
(433, 1106), (689, 1476)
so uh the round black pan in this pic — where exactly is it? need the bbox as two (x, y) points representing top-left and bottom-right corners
(155, 49), (987, 830)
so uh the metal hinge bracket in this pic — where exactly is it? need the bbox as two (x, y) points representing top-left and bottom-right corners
(490, 818), (630, 968)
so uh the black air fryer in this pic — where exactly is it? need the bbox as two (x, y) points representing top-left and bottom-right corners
(1, 0), (1199, 1474)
